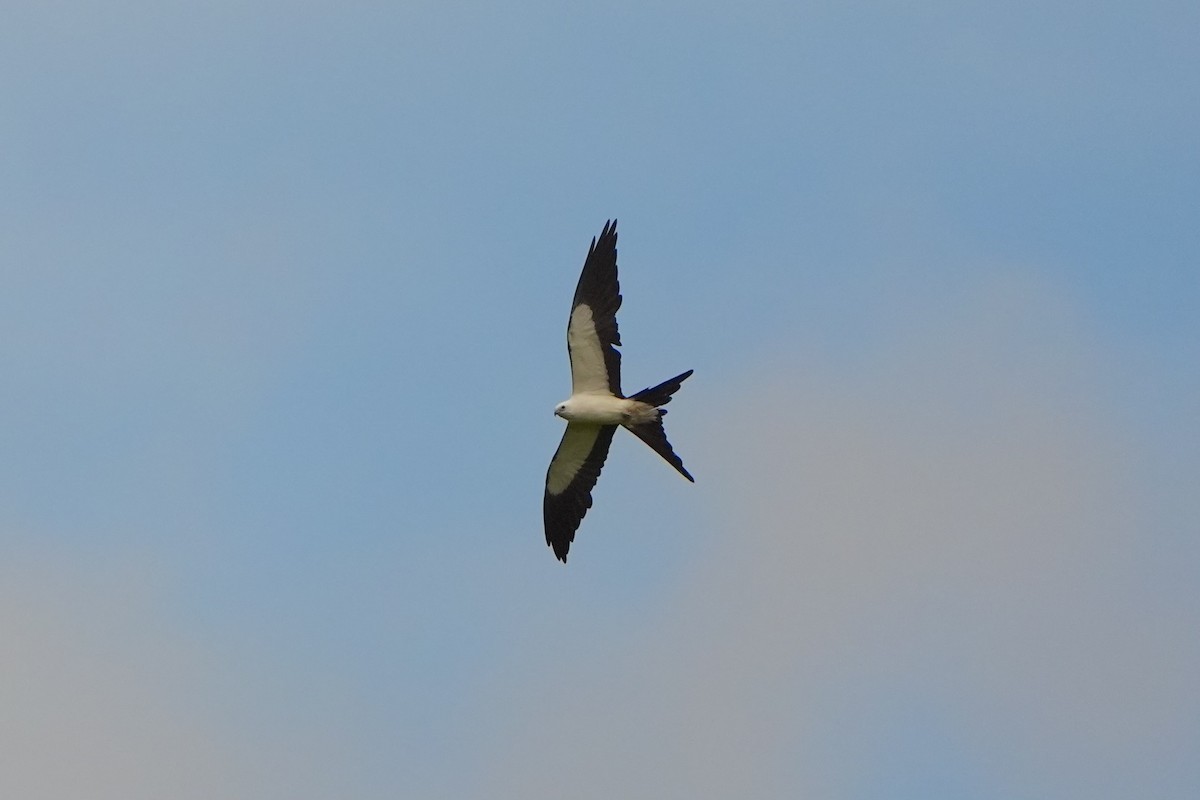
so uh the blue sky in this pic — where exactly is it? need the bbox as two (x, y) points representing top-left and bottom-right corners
(2, 2), (1197, 798)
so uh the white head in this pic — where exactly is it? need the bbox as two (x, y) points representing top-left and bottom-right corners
(554, 400), (570, 418)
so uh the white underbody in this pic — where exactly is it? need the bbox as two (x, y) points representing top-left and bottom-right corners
(555, 393), (658, 426)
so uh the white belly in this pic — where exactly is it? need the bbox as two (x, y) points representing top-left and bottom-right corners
(558, 393), (657, 426)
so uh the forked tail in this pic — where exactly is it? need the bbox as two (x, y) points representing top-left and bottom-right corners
(627, 370), (695, 482)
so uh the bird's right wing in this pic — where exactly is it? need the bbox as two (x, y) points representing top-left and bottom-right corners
(544, 422), (618, 562)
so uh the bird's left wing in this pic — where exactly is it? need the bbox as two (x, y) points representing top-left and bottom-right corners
(544, 422), (618, 561)
(566, 220), (623, 397)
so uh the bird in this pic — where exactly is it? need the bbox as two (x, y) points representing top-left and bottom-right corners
(543, 219), (694, 562)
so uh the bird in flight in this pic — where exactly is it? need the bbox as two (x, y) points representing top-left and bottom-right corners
(544, 220), (694, 562)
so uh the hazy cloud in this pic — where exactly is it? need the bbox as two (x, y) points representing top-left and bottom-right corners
(480, 273), (1199, 799)
(0, 548), (259, 799)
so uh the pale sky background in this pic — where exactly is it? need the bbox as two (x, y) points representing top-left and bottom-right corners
(2, 2), (1198, 798)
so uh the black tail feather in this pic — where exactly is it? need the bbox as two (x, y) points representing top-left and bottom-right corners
(626, 415), (694, 482)
(630, 369), (693, 407)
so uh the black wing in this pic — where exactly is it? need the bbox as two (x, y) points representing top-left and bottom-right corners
(566, 219), (623, 397)
(544, 423), (618, 562)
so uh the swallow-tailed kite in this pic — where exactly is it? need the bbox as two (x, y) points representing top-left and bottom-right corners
(544, 220), (694, 561)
